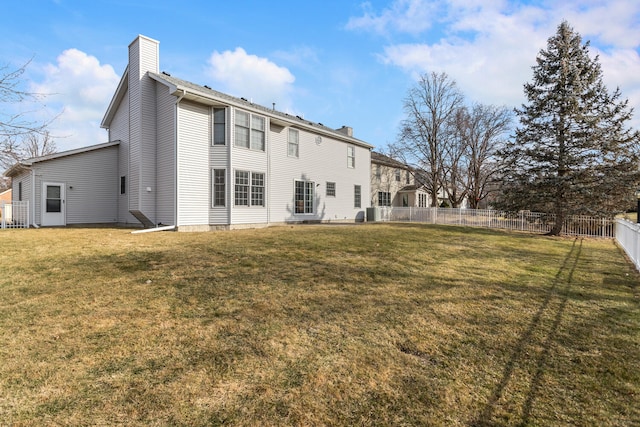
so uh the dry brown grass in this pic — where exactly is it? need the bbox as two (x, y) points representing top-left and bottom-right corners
(0, 224), (638, 426)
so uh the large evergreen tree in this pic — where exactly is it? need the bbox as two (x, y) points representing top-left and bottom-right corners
(498, 21), (640, 235)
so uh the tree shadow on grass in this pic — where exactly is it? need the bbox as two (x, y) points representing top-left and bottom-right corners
(471, 238), (582, 427)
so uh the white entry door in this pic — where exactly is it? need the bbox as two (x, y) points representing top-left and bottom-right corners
(41, 182), (66, 226)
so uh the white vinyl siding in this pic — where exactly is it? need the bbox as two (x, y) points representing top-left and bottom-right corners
(31, 146), (119, 225)
(177, 100), (210, 226)
(268, 125), (370, 223)
(155, 83), (175, 225)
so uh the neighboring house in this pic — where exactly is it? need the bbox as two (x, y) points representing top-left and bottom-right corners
(5, 35), (372, 229)
(0, 188), (11, 204)
(370, 152), (429, 208)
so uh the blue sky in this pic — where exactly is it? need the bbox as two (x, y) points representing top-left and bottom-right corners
(2, 0), (639, 153)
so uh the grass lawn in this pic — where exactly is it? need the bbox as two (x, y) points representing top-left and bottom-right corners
(0, 224), (638, 426)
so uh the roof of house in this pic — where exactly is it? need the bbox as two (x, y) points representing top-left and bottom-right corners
(101, 66), (372, 149)
(371, 151), (412, 170)
(3, 141), (120, 177)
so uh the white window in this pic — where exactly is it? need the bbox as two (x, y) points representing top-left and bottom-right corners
(395, 170), (401, 182)
(378, 191), (391, 207)
(288, 128), (299, 158)
(235, 170), (264, 207)
(354, 185), (361, 208)
(251, 115), (265, 151)
(326, 182), (336, 197)
(347, 145), (355, 168)
(212, 169), (226, 207)
(234, 110), (265, 151)
(295, 180), (314, 214)
(235, 170), (249, 205)
(251, 172), (265, 206)
(213, 108), (226, 145)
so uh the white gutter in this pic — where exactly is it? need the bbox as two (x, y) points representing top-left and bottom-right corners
(174, 89), (186, 230)
(30, 168), (36, 227)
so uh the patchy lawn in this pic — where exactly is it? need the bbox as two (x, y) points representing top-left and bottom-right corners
(0, 224), (638, 426)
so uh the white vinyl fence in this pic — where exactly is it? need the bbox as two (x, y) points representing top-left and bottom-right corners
(373, 207), (615, 238)
(1, 201), (29, 229)
(614, 219), (640, 271)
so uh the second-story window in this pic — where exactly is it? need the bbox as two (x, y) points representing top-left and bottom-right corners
(235, 110), (265, 151)
(288, 129), (299, 158)
(213, 108), (226, 145)
(347, 145), (355, 168)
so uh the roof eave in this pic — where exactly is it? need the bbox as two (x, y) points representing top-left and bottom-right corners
(101, 66), (129, 129)
(150, 72), (374, 150)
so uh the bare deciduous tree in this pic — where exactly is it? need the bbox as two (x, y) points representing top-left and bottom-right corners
(1, 60), (56, 171)
(394, 72), (464, 207)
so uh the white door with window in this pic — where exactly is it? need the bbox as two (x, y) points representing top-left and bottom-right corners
(41, 182), (65, 226)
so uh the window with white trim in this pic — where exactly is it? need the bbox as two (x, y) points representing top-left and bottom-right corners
(235, 170), (265, 206)
(234, 110), (265, 151)
(354, 185), (361, 208)
(235, 170), (249, 206)
(212, 169), (226, 207)
(251, 172), (265, 206)
(347, 145), (355, 168)
(326, 182), (336, 197)
(288, 128), (299, 158)
(213, 108), (226, 145)
(395, 170), (401, 182)
(295, 180), (314, 214)
(378, 191), (391, 206)
(251, 115), (265, 150)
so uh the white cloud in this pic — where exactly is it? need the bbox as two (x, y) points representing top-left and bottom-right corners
(351, 0), (640, 127)
(206, 47), (295, 111)
(346, 0), (442, 35)
(30, 48), (119, 150)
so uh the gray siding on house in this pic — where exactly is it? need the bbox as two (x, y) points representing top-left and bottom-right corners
(176, 100), (210, 226)
(209, 106), (230, 225)
(108, 86), (138, 225)
(155, 83), (175, 225)
(229, 107), (269, 224)
(32, 146), (119, 225)
(128, 35), (159, 223)
(268, 124), (370, 223)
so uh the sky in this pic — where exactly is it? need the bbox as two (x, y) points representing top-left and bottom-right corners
(1, 0), (639, 154)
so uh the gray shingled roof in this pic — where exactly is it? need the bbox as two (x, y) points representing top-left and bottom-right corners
(371, 151), (411, 170)
(149, 71), (372, 148)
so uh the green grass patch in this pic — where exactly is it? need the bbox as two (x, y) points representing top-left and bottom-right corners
(0, 224), (638, 426)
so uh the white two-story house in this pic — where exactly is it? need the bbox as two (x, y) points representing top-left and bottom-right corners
(6, 35), (372, 230)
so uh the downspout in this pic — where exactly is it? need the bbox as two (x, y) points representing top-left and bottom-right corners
(30, 168), (37, 228)
(174, 89), (186, 230)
